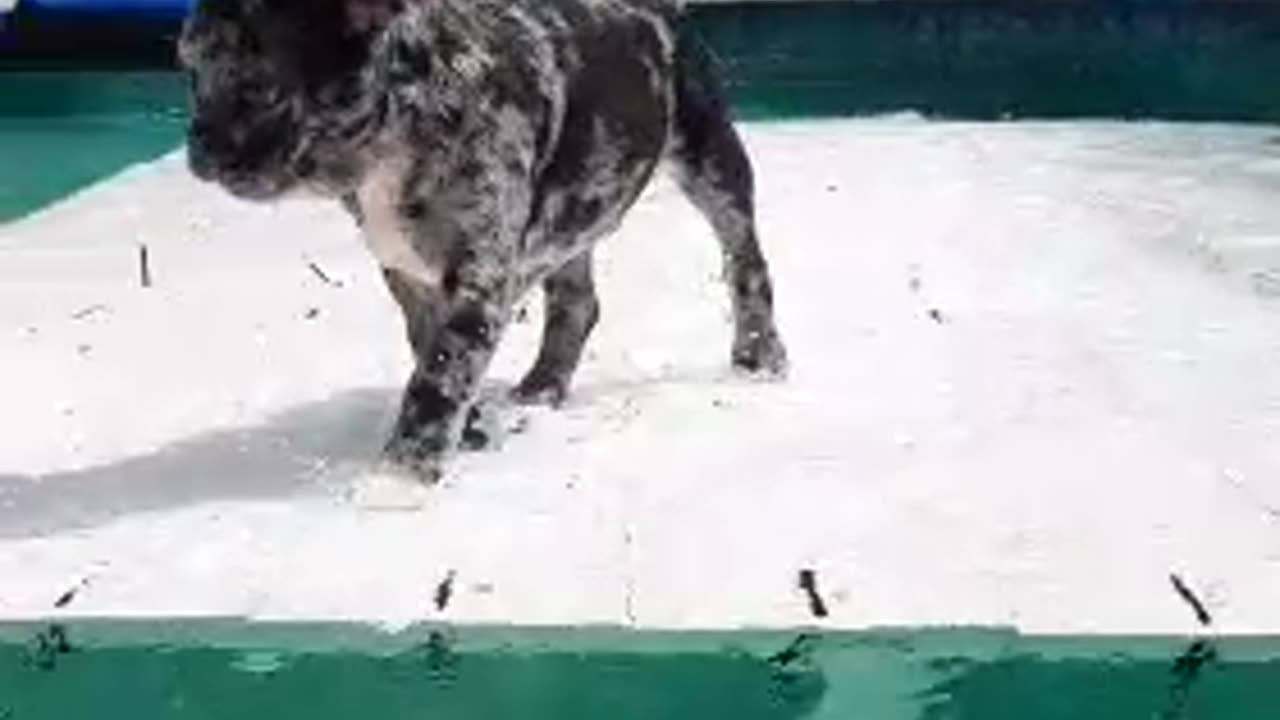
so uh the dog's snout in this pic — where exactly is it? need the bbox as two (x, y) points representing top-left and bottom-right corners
(186, 142), (214, 181)
(186, 119), (222, 180)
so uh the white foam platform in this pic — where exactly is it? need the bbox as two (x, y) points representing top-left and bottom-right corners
(3, 119), (1280, 633)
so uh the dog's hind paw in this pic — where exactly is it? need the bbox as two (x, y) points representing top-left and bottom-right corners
(511, 373), (569, 408)
(732, 330), (789, 380)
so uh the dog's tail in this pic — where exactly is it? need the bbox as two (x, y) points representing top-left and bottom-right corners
(675, 13), (735, 109)
(670, 9), (739, 139)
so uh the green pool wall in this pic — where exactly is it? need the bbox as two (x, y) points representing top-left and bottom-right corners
(3, 621), (1280, 719)
(4, 1), (1280, 221)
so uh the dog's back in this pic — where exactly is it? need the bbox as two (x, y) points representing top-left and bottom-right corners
(380, 0), (685, 261)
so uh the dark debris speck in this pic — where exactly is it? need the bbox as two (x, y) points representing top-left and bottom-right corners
(307, 261), (343, 287)
(797, 569), (829, 619)
(434, 570), (457, 612)
(53, 579), (88, 609)
(1169, 573), (1213, 627)
(71, 304), (109, 321)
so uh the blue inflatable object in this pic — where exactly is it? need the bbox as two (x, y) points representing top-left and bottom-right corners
(25, 0), (192, 12)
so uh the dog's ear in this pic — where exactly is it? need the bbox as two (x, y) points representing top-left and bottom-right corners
(345, 0), (406, 35)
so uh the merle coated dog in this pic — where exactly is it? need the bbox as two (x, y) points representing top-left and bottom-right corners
(179, 0), (788, 484)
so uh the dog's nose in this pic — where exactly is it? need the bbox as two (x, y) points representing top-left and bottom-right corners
(187, 145), (214, 181)
(186, 124), (218, 181)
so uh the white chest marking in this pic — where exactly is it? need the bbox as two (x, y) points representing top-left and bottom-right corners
(356, 165), (441, 287)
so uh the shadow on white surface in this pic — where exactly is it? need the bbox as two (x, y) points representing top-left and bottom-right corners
(0, 388), (393, 539)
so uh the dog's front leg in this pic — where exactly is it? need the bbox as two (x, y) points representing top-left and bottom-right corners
(370, 151), (531, 483)
(382, 252), (515, 483)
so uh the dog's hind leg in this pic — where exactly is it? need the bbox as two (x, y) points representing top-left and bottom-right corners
(513, 251), (600, 406)
(668, 32), (787, 377)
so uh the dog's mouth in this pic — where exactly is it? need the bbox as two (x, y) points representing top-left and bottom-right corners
(220, 173), (295, 202)
(186, 103), (307, 201)
(186, 137), (302, 202)
(186, 151), (287, 199)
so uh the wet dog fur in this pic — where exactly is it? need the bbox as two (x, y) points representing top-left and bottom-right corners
(179, 0), (787, 482)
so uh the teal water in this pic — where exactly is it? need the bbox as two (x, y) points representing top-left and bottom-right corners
(0, 71), (184, 223)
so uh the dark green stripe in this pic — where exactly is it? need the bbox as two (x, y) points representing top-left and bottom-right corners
(2, 621), (1279, 718)
(6, 1), (1280, 122)
(688, 1), (1280, 122)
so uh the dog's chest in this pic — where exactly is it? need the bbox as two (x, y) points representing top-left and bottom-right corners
(355, 164), (441, 286)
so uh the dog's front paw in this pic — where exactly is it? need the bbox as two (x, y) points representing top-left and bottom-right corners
(459, 397), (520, 451)
(348, 461), (435, 511)
(381, 437), (447, 484)
(460, 402), (494, 451)
(732, 329), (789, 379)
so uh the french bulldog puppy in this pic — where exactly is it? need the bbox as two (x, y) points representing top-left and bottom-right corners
(179, 0), (787, 483)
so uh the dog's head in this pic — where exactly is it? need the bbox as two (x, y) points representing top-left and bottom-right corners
(178, 0), (403, 200)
